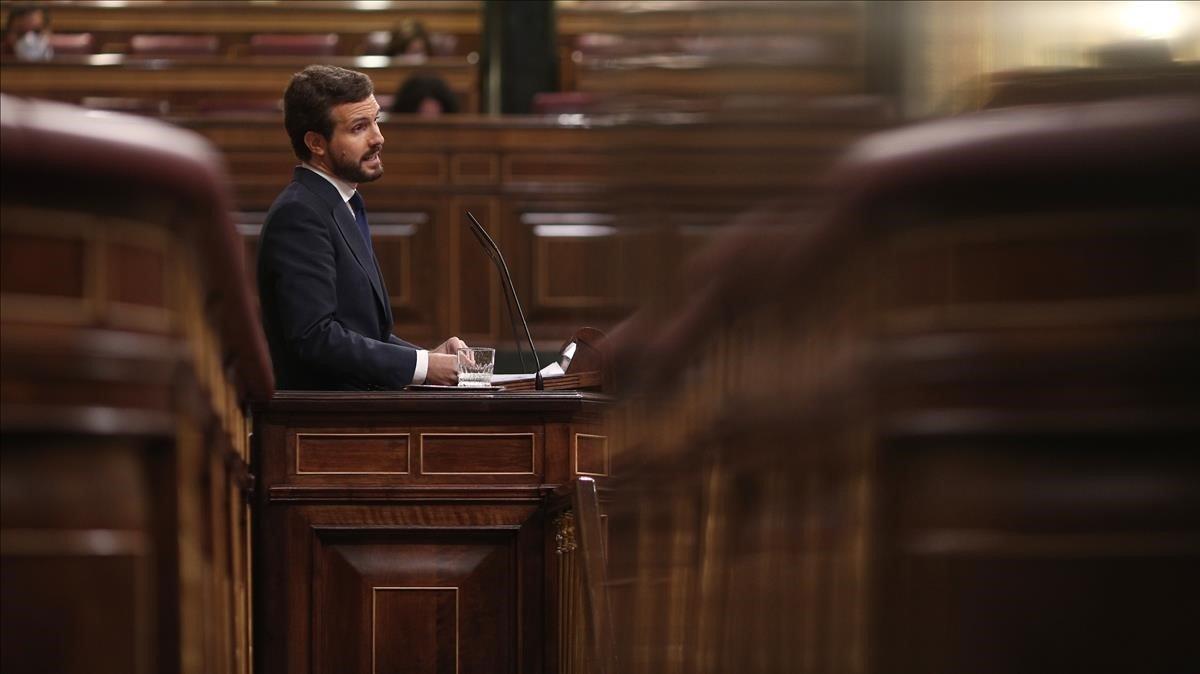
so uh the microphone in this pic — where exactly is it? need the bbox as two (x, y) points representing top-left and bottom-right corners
(466, 212), (544, 390)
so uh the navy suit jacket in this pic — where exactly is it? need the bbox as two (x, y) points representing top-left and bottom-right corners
(258, 167), (419, 390)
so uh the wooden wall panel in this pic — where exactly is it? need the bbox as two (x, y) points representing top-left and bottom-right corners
(448, 197), (501, 343)
(596, 96), (1200, 673)
(373, 201), (442, 347)
(0, 58), (480, 114)
(533, 232), (622, 310)
(1, 95), (270, 674)
(0, 441), (153, 674)
(312, 529), (516, 674)
(373, 588), (460, 674)
(573, 433), (609, 477)
(419, 432), (537, 476)
(253, 393), (605, 674)
(0, 231), (87, 299)
(451, 154), (500, 186)
(180, 111), (890, 350)
(297, 433), (412, 475)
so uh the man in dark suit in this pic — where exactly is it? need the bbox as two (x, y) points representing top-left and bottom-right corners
(258, 64), (464, 389)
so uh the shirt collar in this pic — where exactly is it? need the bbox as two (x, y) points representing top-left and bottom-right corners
(301, 162), (357, 205)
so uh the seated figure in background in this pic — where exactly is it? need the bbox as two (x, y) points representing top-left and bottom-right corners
(2, 3), (52, 61)
(391, 73), (459, 117)
(388, 18), (431, 57)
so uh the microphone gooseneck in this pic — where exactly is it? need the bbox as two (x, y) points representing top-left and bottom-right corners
(466, 212), (544, 390)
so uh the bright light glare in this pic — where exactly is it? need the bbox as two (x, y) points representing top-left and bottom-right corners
(1121, 1), (1183, 39)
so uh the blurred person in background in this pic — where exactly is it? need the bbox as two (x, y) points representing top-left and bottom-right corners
(388, 18), (431, 57)
(391, 72), (459, 117)
(2, 3), (52, 61)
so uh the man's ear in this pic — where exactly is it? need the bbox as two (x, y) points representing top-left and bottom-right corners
(304, 131), (327, 158)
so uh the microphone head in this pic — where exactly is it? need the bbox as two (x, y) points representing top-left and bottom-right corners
(465, 211), (502, 252)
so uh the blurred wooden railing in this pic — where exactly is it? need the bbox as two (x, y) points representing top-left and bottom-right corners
(548, 477), (615, 674)
(1, 95), (273, 674)
(178, 105), (892, 353)
(598, 95), (1200, 672)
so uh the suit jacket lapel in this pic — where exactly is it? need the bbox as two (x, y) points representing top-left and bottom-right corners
(294, 168), (390, 319)
(370, 252), (396, 327)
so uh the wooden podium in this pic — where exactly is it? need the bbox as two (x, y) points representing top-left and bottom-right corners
(252, 349), (611, 674)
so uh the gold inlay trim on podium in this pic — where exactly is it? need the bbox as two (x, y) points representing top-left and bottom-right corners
(372, 586), (459, 674)
(573, 433), (609, 477)
(294, 432), (412, 475)
(419, 432), (537, 475)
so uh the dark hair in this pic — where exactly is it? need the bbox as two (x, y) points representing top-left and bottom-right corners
(388, 18), (431, 57)
(391, 73), (459, 114)
(4, 3), (50, 38)
(283, 64), (374, 161)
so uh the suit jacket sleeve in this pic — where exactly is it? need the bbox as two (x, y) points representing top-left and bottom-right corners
(388, 334), (420, 349)
(261, 199), (417, 388)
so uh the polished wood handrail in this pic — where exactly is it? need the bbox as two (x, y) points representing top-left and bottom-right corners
(572, 476), (616, 674)
(549, 476), (616, 674)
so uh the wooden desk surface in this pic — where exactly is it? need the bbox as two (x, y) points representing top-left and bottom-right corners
(260, 389), (610, 414)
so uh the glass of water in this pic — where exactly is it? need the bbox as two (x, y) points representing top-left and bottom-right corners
(456, 347), (495, 387)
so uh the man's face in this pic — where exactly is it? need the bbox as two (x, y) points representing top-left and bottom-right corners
(5, 9), (48, 49)
(321, 95), (385, 184)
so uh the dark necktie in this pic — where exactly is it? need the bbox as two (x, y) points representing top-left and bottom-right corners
(349, 192), (372, 252)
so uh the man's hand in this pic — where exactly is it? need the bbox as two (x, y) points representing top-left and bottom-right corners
(432, 336), (468, 355)
(426, 353), (459, 386)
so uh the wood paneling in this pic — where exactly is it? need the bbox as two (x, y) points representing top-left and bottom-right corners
(384, 152), (449, 185)
(597, 96), (1200, 672)
(372, 587), (460, 674)
(0, 57), (480, 114)
(296, 433), (412, 475)
(108, 240), (166, 308)
(420, 432), (537, 476)
(575, 64), (861, 98)
(573, 433), (608, 477)
(2, 553), (148, 674)
(533, 231), (622, 310)
(253, 392), (607, 674)
(0, 231), (87, 299)
(1, 95), (271, 674)
(368, 204), (439, 344)
(451, 153), (499, 185)
(503, 154), (611, 183)
(950, 225), (1197, 302)
(181, 110), (890, 349)
(312, 529), (516, 674)
(449, 197), (500, 342)
(0, 442), (153, 674)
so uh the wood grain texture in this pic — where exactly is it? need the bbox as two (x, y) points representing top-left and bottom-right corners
(597, 96), (1200, 673)
(420, 433), (537, 476)
(2, 95), (269, 674)
(253, 391), (597, 674)
(573, 434), (609, 477)
(185, 109), (889, 349)
(297, 433), (411, 475)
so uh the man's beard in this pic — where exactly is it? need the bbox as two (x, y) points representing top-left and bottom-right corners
(330, 145), (383, 183)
